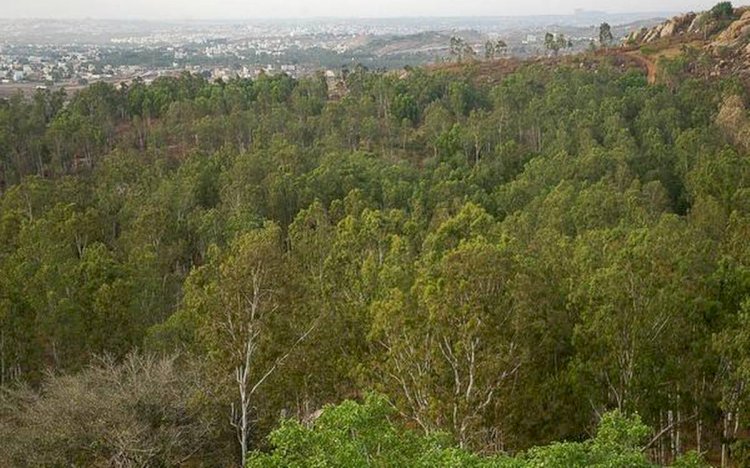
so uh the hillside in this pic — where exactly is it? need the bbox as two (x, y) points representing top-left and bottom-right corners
(622, 3), (750, 82)
(421, 3), (750, 90)
(3, 3), (750, 467)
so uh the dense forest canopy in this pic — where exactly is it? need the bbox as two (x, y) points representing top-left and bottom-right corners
(1, 30), (750, 466)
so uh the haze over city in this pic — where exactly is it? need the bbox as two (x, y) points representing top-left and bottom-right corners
(2, 0), (743, 19)
(1, 0), (687, 96)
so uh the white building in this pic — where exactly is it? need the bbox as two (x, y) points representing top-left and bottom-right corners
(12, 70), (24, 82)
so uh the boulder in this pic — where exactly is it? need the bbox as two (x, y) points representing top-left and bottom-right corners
(660, 13), (696, 38)
(643, 24), (664, 42)
(627, 27), (648, 43)
(660, 21), (676, 38)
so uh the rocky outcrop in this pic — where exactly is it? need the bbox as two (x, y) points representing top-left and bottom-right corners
(711, 11), (750, 48)
(642, 24), (664, 43)
(687, 12), (709, 34)
(631, 12), (697, 44)
(630, 7), (750, 47)
(661, 13), (696, 38)
(622, 6), (750, 81)
(626, 27), (649, 44)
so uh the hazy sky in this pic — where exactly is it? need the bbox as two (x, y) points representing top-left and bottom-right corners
(1, 0), (744, 19)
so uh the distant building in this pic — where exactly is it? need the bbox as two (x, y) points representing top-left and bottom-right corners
(12, 70), (24, 82)
(526, 34), (538, 44)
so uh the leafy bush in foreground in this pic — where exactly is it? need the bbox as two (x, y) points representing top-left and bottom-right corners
(247, 394), (707, 467)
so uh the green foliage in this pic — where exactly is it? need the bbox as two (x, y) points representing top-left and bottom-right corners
(0, 50), (748, 465)
(247, 394), (498, 467)
(710, 2), (734, 20)
(599, 23), (614, 47)
(248, 396), (700, 468)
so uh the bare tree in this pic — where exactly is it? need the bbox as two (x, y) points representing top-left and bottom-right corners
(215, 226), (323, 464)
(0, 353), (219, 467)
(230, 310), (318, 463)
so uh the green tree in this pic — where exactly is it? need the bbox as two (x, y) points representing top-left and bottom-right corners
(710, 2), (734, 20)
(599, 23), (614, 48)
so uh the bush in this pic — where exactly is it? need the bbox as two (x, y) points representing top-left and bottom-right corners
(246, 394), (709, 467)
(0, 353), (225, 466)
(246, 393), (504, 467)
(710, 2), (734, 20)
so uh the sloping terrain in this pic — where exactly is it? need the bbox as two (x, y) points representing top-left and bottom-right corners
(426, 4), (750, 88)
(429, 48), (653, 86)
(624, 4), (750, 82)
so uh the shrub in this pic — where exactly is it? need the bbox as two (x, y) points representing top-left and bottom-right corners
(0, 353), (224, 466)
(710, 2), (734, 20)
(245, 394), (709, 467)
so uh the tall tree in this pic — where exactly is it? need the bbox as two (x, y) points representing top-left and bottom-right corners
(599, 22), (614, 48)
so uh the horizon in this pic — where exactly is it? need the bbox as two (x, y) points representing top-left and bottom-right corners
(0, 12), (677, 22)
(1, 0), (741, 21)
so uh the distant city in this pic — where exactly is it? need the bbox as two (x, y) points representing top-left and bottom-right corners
(0, 11), (671, 96)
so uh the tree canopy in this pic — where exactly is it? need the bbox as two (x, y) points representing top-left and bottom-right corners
(0, 50), (749, 465)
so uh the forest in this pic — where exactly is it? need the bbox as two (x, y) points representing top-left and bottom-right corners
(0, 37), (749, 466)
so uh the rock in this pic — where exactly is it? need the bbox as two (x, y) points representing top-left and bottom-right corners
(627, 27), (648, 44)
(660, 22), (676, 38)
(623, 6), (750, 80)
(689, 12), (710, 34)
(712, 11), (750, 48)
(638, 28), (649, 41)
(628, 12), (697, 44)
(660, 13), (696, 38)
(643, 24), (664, 42)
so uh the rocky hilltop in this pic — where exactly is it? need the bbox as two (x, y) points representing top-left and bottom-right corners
(624, 3), (750, 80)
(627, 5), (750, 44)
(626, 12), (699, 43)
(710, 9), (750, 48)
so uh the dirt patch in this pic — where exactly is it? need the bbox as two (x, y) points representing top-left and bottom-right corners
(624, 51), (658, 84)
